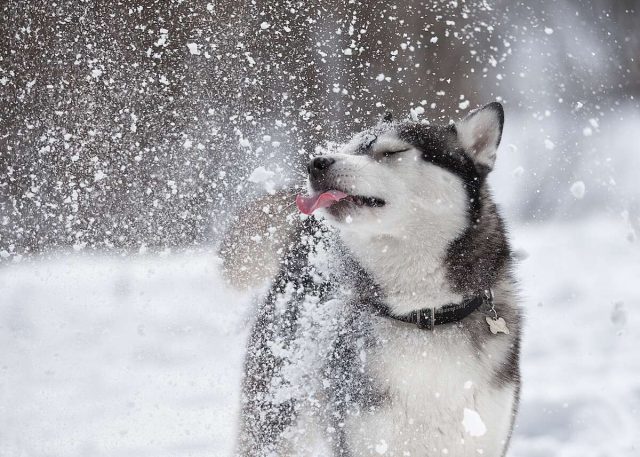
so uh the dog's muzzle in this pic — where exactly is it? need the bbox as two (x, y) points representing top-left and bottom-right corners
(308, 156), (335, 191)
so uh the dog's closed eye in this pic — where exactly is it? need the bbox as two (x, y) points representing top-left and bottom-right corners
(382, 148), (410, 158)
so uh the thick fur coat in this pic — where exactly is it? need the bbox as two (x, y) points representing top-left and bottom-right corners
(227, 103), (522, 457)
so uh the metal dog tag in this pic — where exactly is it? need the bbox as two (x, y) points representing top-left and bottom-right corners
(486, 316), (510, 335)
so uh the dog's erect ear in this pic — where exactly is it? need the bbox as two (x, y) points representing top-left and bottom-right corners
(455, 102), (504, 172)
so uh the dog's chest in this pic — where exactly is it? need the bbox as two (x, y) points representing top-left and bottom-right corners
(344, 234), (463, 315)
(344, 318), (515, 457)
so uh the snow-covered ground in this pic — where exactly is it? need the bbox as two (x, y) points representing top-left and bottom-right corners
(1, 216), (638, 457)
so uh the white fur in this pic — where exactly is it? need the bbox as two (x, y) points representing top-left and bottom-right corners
(316, 133), (470, 313)
(455, 105), (502, 170)
(311, 129), (516, 456)
(345, 320), (516, 457)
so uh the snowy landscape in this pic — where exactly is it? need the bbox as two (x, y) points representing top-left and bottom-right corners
(2, 0), (639, 456)
(1, 213), (638, 457)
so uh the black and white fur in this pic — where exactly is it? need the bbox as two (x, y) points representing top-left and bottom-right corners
(233, 103), (521, 457)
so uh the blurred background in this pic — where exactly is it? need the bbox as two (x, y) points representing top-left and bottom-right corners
(1, 1), (638, 456)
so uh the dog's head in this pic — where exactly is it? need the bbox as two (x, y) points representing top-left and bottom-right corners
(297, 102), (504, 240)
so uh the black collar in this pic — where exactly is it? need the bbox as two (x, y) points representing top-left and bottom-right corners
(375, 289), (494, 331)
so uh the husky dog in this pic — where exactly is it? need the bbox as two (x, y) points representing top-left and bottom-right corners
(228, 102), (521, 457)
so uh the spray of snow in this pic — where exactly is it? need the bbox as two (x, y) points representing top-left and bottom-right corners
(248, 166), (277, 194)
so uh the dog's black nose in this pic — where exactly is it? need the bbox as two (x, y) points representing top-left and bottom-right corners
(308, 157), (335, 177)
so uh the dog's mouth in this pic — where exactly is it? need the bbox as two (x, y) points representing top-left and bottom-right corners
(296, 190), (386, 215)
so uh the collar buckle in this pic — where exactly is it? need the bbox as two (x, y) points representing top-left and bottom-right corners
(414, 307), (435, 331)
(482, 288), (497, 319)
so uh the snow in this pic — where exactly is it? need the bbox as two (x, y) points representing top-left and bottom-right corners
(374, 439), (389, 454)
(410, 105), (425, 120)
(570, 181), (586, 199)
(1, 216), (638, 456)
(186, 43), (201, 55)
(247, 166), (276, 194)
(509, 217), (640, 457)
(94, 170), (107, 181)
(247, 166), (274, 184)
(3, 4), (637, 454)
(462, 408), (487, 437)
(0, 254), (245, 457)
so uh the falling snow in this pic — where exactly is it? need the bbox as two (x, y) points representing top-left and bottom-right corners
(570, 181), (586, 199)
(1, 1), (639, 456)
(186, 42), (201, 55)
(462, 408), (487, 437)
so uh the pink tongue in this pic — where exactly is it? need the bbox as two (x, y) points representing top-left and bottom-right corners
(296, 190), (349, 215)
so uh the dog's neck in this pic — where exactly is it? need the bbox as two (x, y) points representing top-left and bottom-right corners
(340, 223), (464, 315)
